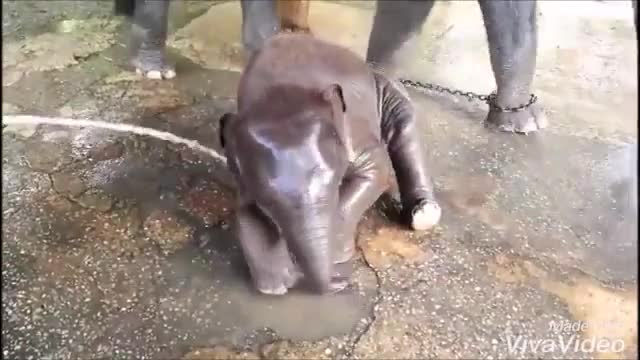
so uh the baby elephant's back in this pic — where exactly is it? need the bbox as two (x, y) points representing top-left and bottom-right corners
(238, 33), (378, 119)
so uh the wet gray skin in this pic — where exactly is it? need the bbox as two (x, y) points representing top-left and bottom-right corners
(220, 33), (441, 296)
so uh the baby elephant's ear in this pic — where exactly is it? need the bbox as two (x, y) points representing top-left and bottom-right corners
(322, 84), (347, 146)
(322, 84), (347, 113)
(218, 112), (237, 148)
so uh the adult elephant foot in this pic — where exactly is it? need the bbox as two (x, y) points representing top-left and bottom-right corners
(479, 0), (543, 134)
(485, 102), (548, 134)
(130, 48), (176, 80)
(123, 0), (176, 80)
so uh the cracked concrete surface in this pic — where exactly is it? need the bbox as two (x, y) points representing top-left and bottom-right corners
(2, 1), (638, 359)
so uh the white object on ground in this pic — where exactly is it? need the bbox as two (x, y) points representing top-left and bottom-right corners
(2, 115), (227, 163)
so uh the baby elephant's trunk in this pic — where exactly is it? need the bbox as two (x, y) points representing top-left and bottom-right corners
(279, 204), (335, 293)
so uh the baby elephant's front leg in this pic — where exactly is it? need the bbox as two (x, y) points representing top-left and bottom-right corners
(334, 146), (391, 264)
(234, 204), (300, 295)
(377, 74), (442, 231)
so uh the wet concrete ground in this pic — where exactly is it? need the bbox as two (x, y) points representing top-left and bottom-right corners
(2, 1), (638, 359)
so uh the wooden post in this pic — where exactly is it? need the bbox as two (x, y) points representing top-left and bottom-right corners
(277, 0), (311, 33)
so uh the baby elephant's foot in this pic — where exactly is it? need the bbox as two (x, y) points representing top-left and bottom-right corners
(485, 102), (548, 134)
(131, 49), (176, 80)
(255, 266), (302, 296)
(409, 198), (442, 231)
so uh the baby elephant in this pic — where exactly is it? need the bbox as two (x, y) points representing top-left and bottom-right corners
(219, 32), (441, 295)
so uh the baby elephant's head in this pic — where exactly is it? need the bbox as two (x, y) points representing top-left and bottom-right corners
(219, 83), (349, 292)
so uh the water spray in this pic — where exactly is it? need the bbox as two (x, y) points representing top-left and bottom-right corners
(1, 115), (228, 164)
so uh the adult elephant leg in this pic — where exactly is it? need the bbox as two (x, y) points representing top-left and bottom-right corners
(366, 0), (435, 70)
(377, 74), (441, 231)
(129, 0), (175, 79)
(240, 0), (280, 55)
(334, 146), (391, 264)
(479, 0), (547, 133)
(234, 204), (301, 295)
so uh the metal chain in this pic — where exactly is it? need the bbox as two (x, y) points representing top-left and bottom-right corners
(399, 78), (537, 113)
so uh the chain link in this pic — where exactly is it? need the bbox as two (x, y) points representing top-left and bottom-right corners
(399, 78), (537, 113)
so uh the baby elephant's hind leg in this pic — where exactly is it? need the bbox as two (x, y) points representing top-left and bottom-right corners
(234, 204), (301, 295)
(377, 75), (441, 231)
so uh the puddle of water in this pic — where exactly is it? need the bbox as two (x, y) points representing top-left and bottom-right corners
(180, 181), (233, 226)
(418, 91), (638, 282)
(357, 213), (433, 269)
(162, 230), (376, 342)
(437, 174), (511, 232)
